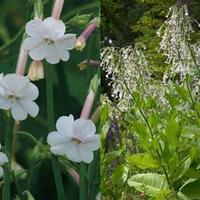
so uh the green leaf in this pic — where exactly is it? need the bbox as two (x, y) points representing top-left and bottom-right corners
(180, 179), (200, 199)
(111, 164), (129, 185)
(173, 158), (192, 181)
(175, 85), (189, 102)
(127, 153), (160, 169)
(128, 173), (171, 198)
(165, 117), (180, 150)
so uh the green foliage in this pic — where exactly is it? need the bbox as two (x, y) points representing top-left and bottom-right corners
(128, 173), (171, 199)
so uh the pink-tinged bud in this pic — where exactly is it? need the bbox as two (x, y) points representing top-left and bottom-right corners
(52, 0), (64, 19)
(28, 60), (44, 81)
(15, 45), (28, 75)
(76, 22), (97, 51)
(80, 74), (100, 119)
(80, 90), (95, 119)
(67, 168), (80, 185)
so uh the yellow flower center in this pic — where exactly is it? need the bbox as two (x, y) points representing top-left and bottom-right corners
(45, 38), (54, 45)
(71, 138), (81, 144)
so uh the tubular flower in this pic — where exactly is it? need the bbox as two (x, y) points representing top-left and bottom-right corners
(47, 114), (100, 163)
(0, 144), (9, 177)
(23, 17), (76, 64)
(0, 74), (39, 121)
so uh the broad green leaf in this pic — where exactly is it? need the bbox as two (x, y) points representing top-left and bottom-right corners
(173, 158), (191, 181)
(128, 173), (171, 198)
(180, 179), (200, 199)
(165, 118), (180, 150)
(111, 164), (129, 185)
(127, 153), (160, 169)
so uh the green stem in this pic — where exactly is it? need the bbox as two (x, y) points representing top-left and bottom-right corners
(88, 151), (100, 200)
(45, 64), (65, 200)
(2, 115), (13, 200)
(79, 162), (88, 200)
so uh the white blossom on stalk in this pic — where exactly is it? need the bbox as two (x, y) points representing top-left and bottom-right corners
(0, 144), (9, 177)
(23, 17), (76, 64)
(47, 114), (100, 163)
(0, 74), (39, 121)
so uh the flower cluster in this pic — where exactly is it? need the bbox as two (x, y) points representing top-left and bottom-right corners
(47, 115), (100, 163)
(101, 45), (150, 111)
(157, 5), (199, 81)
(23, 17), (76, 64)
(0, 74), (39, 121)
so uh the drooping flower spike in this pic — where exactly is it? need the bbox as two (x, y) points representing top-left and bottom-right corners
(0, 144), (9, 177)
(0, 74), (39, 121)
(23, 17), (76, 64)
(47, 114), (100, 164)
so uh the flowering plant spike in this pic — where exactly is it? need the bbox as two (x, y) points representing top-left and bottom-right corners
(47, 114), (100, 163)
(23, 17), (76, 64)
(0, 74), (39, 121)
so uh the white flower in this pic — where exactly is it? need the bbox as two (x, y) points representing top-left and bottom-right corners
(23, 17), (76, 64)
(0, 144), (9, 177)
(47, 114), (100, 163)
(0, 74), (39, 121)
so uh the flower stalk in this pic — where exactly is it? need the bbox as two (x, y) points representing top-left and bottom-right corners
(15, 43), (28, 75)
(76, 19), (98, 51)
(46, 64), (65, 200)
(2, 113), (13, 200)
(52, 0), (64, 19)
(79, 74), (100, 200)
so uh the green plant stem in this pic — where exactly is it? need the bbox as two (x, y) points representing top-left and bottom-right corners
(123, 81), (172, 189)
(88, 151), (100, 199)
(80, 162), (88, 200)
(186, 78), (200, 119)
(2, 115), (13, 200)
(45, 64), (65, 200)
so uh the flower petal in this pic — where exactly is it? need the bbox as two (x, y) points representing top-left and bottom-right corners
(56, 115), (74, 136)
(25, 18), (43, 37)
(66, 145), (82, 163)
(50, 142), (72, 156)
(29, 42), (48, 61)
(3, 74), (30, 97)
(0, 97), (12, 110)
(0, 166), (4, 177)
(81, 134), (100, 151)
(55, 34), (76, 50)
(23, 37), (44, 51)
(73, 118), (96, 140)
(22, 83), (39, 101)
(21, 101), (39, 118)
(11, 102), (28, 121)
(78, 146), (94, 164)
(54, 45), (70, 62)
(0, 152), (8, 165)
(47, 131), (69, 146)
(45, 45), (60, 64)
(42, 17), (66, 40)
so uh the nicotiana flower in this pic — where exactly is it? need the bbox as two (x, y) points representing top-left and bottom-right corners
(0, 144), (9, 177)
(47, 114), (100, 163)
(23, 17), (76, 64)
(0, 74), (39, 121)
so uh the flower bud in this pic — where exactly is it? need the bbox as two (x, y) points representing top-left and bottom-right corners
(28, 60), (44, 81)
(75, 36), (86, 51)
